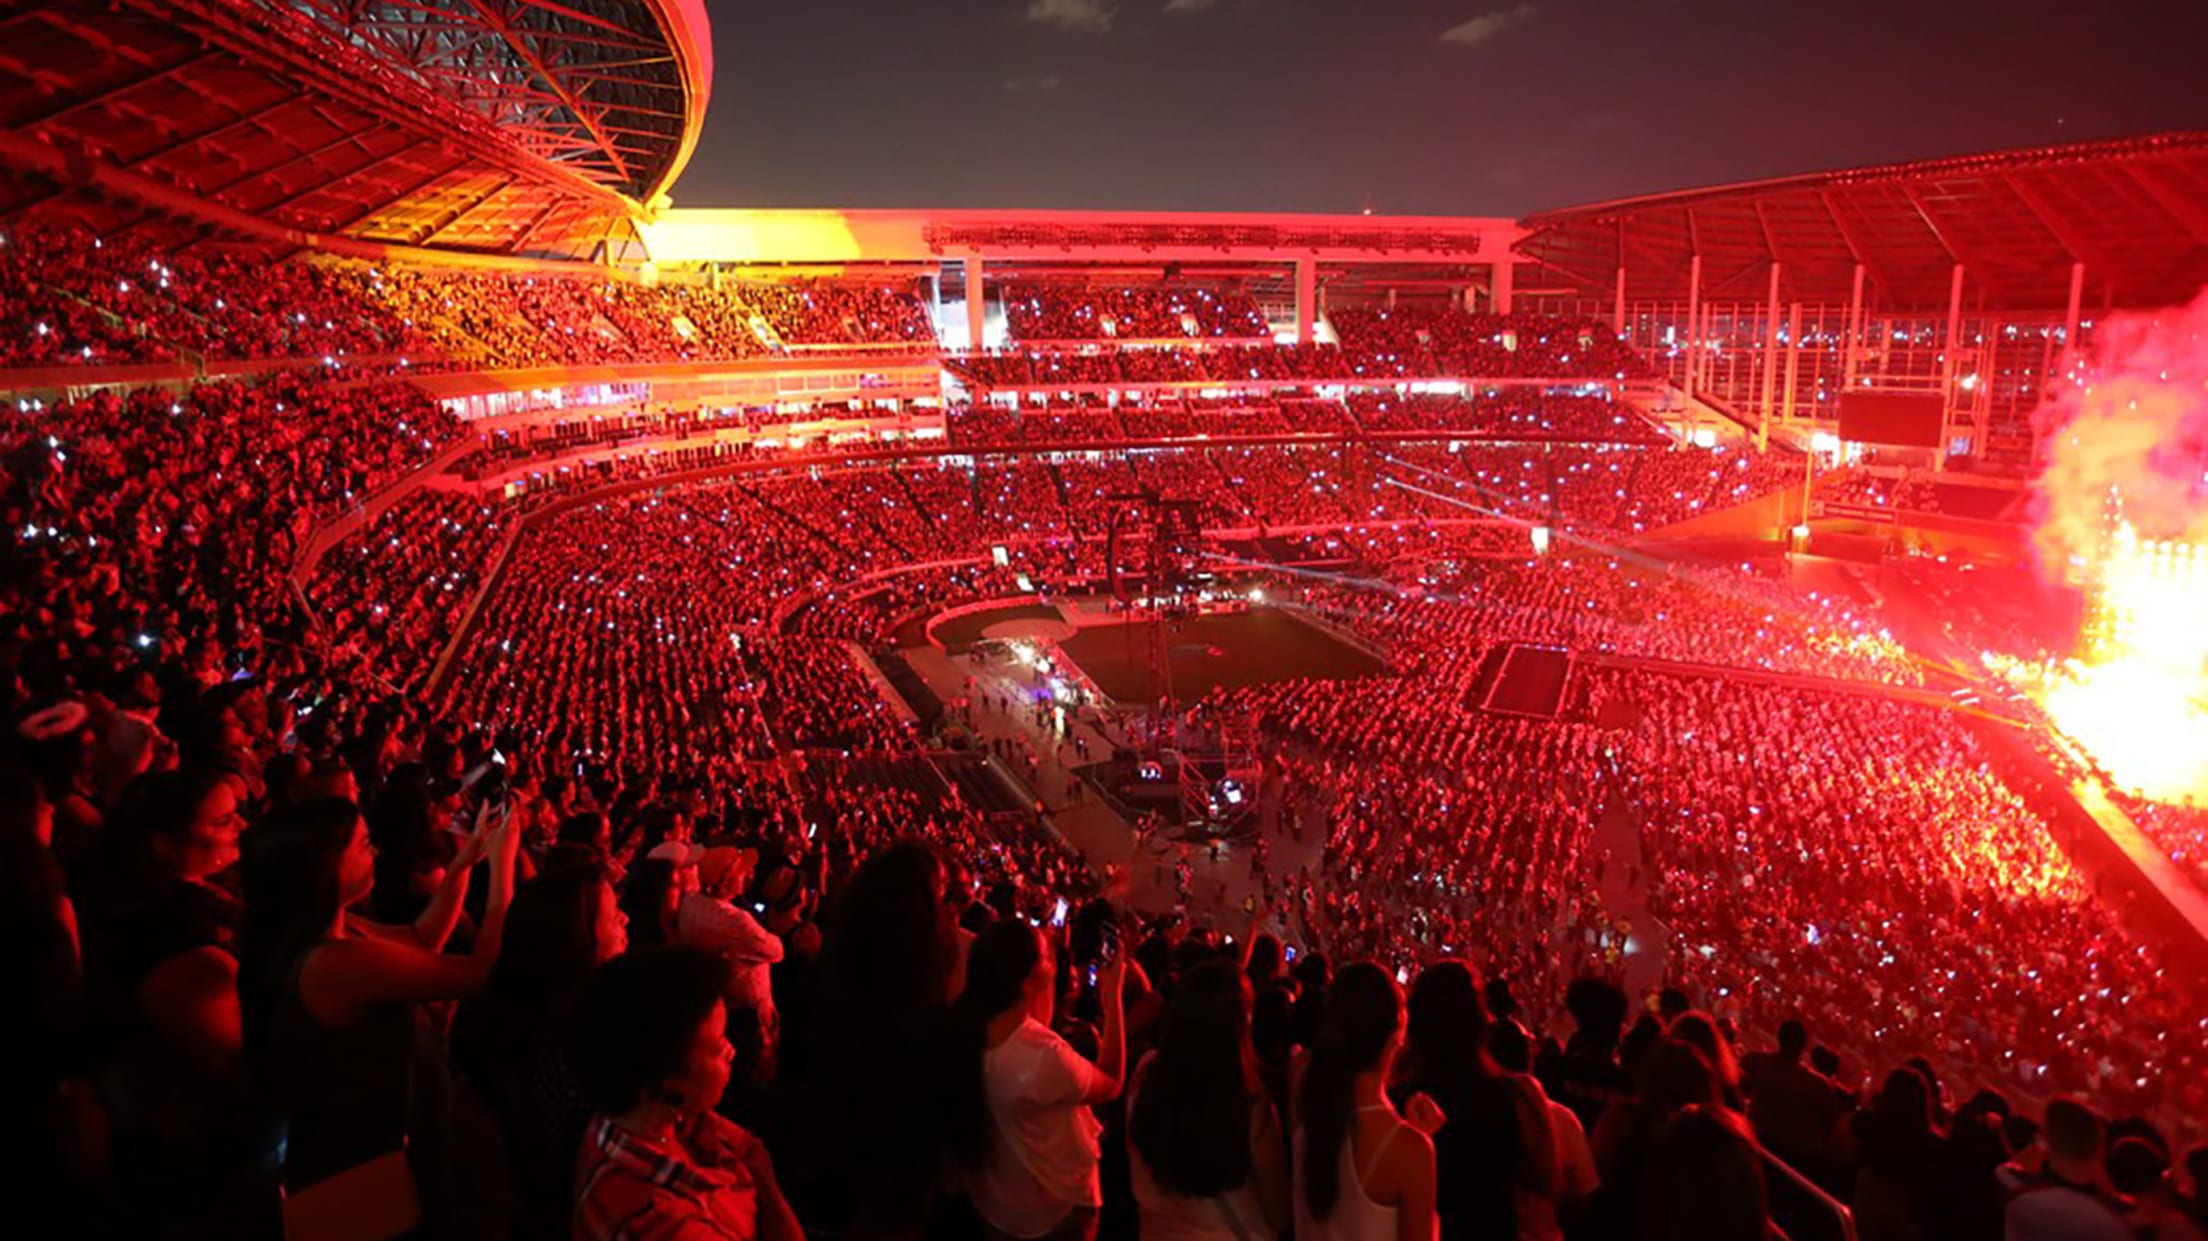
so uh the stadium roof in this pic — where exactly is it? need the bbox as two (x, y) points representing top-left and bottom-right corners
(1517, 130), (2208, 314)
(0, 0), (711, 259)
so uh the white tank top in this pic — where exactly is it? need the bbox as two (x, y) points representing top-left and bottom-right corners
(1293, 1106), (1403, 1241)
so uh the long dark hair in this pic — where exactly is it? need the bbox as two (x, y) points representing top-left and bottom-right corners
(102, 768), (230, 876)
(1857, 1066), (1937, 1179)
(946, 918), (1043, 1173)
(1131, 957), (1258, 1198)
(822, 839), (957, 1022)
(238, 797), (361, 1068)
(1638, 1106), (1770, 1241)
(452, 855), (611, 1093)
(619, 857), (678, 950)
(1299, 962), (1400, 1220)
(1404, 960), (1496, 1090)
(1, 762), (76, 1043)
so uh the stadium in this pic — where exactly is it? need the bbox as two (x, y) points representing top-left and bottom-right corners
(4, 2), (2206, 1240)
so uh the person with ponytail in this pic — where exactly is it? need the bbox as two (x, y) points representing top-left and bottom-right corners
(1127, 956), (1290, 1241)
(1294, 963), (1443, 1241)
(949, 917), (1126, 1241)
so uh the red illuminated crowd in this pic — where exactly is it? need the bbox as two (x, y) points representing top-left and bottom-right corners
(1, 225), (935, 371)
(7, 254), (2207, 1241)
(949, 318), (1654, 392)
(1002, 283), (1272, 342)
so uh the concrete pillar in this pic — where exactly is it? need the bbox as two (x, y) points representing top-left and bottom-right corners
(1294, 258), (1316, 345)
(1939, 262), (1966, 470)
(1683, 254), (1703, 399)
(2059, 260), (2086, 380)
(1461, 285), (1477, 313)
(1612, 265), (1627, 336)
(1782, 300), (1803, 425)
(1761, 262), (1783, 431)
(1841, 263), (1866, 389)
(1386, 287), (1398, 309)
(1491, 258), (1515, 315)
(964, 256), (985, 352)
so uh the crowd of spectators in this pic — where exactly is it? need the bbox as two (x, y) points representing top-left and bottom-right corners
(1, 225), (429, 367)
(9, 247), (2207, 1241)
(1002, 284), (1272, 342)
(944, 391), (1666, 447)
(949, 326), (1651, 391)
(1329, 309), (1657, 381)
(2, 226), (935, 370)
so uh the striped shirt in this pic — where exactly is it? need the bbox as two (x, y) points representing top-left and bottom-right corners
(574, 1112), (763, 1241)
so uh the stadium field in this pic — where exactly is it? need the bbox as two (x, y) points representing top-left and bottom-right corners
(1056, 606), (1387, 704)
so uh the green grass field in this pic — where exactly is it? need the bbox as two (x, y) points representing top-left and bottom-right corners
(1057, 607), (1387, 704)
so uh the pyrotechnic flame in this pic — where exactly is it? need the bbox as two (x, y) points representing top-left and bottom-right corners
(2028, 290), (2208, 804)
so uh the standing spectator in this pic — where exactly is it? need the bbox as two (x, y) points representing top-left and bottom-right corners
(1740, 1020), (1842, 1181)
(1294, 962), (1443, 1241)
(2108, 1137), (2208, 1241)
(1548, 977), (1632, 1134)
(1848, 1067), (1946, 1241)
(240, 796), (517, 1236)
(1127, 957), (1290, 1241)
(1488, 1015), (1597, 1241)
(678, 845), (785, 1056)
(793, 839), (965, 1237)
(1588, 1039), (1723, 1240)
(1394, 961), (1557, 1240)
(1, 758), (88, 1240)
(452, 852), (626, 1240)
(950, 918), (1126, 1241)
(2001, 1098), (2133, 1241)
(1638, 1106), (1775, 1241)
(621, 855), (686, 950)
(80, 769), (257, 1237)
(572, 945), (801, 1241)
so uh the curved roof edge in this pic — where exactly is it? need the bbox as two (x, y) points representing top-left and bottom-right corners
(1521, 129), (2208, 225)
(643, 0), (714, 211)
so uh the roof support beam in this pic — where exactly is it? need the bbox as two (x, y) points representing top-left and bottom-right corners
(1897, 183), (1986, 271)
(2003, 172), (2113, 270)
(191, 127), (376, 202)
(456, 0), (631, 186)
(14, 50), (221, 130)
(2123, 160), (2208, 248)
(412, 174), (520, 245)
(1818, 190), (1893, 299)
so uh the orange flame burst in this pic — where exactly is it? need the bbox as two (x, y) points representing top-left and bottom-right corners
(2028, 289), (2208, 804)
(2041, 526), (2208, 802)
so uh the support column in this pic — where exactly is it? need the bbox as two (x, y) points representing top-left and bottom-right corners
(1939, 262), (1966, 470)
(1841, 263), (1866, 389)
(2059, 260), (2086, 380)
(1491, 257), (1514, 315)
(1294, 257), (1316, 346)
(1462, 285), (1478, 313)
(1683, 254), (1703, 400)
(964, 256), (985, 352)
(1761, 263), (1783, 441)
(1612, 265), (1627, 336)
(1782, 300), (1803, 426)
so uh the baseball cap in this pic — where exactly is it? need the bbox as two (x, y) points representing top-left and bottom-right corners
(698, 845), (756, 891)
(647, 841), (706, 866)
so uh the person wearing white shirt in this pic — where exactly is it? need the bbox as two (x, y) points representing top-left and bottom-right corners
(949, 918), (1125, 1241)
(675, 846), (784, 1051)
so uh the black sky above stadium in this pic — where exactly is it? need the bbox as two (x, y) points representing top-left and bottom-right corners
(681, 0), (2208, 218)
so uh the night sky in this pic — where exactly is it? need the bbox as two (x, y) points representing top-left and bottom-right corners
(679, 0), (2208, 218)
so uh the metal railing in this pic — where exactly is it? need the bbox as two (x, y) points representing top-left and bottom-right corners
(1754, 1137), (1857, 1241)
